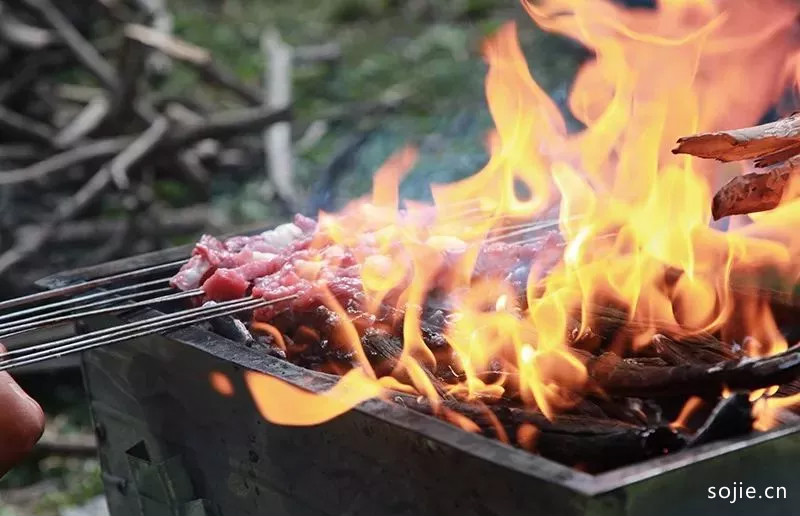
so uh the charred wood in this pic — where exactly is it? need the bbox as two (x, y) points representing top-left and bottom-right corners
(687, 392), (753, 447)
(391, 393), (687, 471)
(583, 344), (800, 398)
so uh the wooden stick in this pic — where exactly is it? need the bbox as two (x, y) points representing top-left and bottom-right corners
(673, 112), (800, 167)
(167, 105), (291, 148)
(52, 96), (110, 147)
(711, 158), (799, 219)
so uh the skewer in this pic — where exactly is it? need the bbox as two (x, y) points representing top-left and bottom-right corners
(0, 288), (203, 338)
(0, 295), (295, 371)
(0, 282), (174, 330)
(0, 259), (187, 313)
(0, 276), (174, 324)
(484, 218), (562, 244)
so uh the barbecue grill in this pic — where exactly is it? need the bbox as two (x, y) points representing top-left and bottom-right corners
(21, 241), (799, 516)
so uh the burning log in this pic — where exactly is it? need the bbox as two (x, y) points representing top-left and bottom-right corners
(584, 344), (800, 398)
(391, 392), (687, 471)
(710, 158), (799, 220)
(687, 392), (754, 447)
(672, 112), (800, 167)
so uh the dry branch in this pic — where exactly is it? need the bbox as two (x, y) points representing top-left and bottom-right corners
(167, 105), (291, 148)
(106, 115), (169, 189)
(52, 96), (110, 147)
(124, 23), (262, 105)
(0, 137), (131, 186)
(673, 112), (800, 166)
(0, 3), (56, 49)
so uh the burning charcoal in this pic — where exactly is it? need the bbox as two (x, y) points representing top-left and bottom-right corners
(212, 316), (254, 345)
(395, 393), (687, 472)
(202, 301), (254, 344)
(253, 335), (287, 359)
(688, 393), (754, 447)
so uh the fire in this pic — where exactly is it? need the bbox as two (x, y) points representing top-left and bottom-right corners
(244, 0), (800, 431)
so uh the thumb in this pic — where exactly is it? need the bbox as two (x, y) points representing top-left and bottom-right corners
(0, 343), (45, 476)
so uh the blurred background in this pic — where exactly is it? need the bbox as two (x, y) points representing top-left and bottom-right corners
(0, 0), (588, 514)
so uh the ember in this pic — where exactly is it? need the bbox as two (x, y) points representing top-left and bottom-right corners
(161, 0), (800, 472)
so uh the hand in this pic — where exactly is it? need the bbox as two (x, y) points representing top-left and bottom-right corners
(0, 345), (45, 476)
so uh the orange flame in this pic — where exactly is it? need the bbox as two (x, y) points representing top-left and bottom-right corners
(209, 371), (235, 397)
(241, 0), (800, 431)
(245, 369), (383, 426)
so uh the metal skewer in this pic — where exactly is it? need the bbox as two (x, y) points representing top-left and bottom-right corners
(0, 276), (175, 324)
(0, 259), (187, 313)
(0, 295), (295, 371)
(0, 288), (203, 338)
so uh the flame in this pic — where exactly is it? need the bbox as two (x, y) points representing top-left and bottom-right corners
(209, 371), (235, 397)
(245, 369), (383, 426)
(671, 396), (705, 430)
(241, 0), (800, 433)
(754, 391), (800, 431)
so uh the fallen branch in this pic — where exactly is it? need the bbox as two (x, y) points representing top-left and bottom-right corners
(0, 3), (56, 49)
(0, 136), (131, 186)
(37, 204), (216, 243)
(673, 112), (800, 167)
(106, 115), (169, 189)
(52, 96), (110, 147)
(124, 23), (262, 105)
(167, 105), (291, 148)
(35, 432), (97, 457)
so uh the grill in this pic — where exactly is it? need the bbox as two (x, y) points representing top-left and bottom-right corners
(17, 240), (799, 516)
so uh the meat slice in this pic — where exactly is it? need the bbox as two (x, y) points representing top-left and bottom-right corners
(203, 269), (250, 301)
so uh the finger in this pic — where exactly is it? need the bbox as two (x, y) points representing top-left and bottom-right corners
(0, 344), (45, 476)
